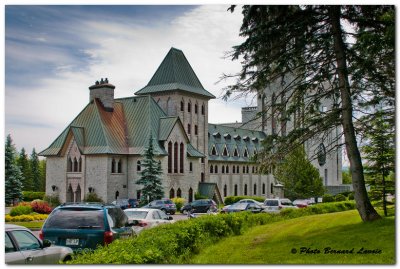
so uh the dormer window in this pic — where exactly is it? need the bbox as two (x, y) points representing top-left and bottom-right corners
(234, 148), (239, 157)
(223, 133), (231, 140)
(252, 137), (258, 142)
(222, 146), (229, 157)
(234, 134), (241, 140)
(244, 148), (249, 158)
(211, 145), (217, 156)
(243, 136), (250, 142)
(213, 132), (221, 138)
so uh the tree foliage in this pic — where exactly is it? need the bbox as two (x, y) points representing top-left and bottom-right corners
(136, 135), (164, 203)
(275, 145), (325, 200)
(5, 135), (23, 205)
(226, 5), (393, 221)
(30, 148), (42, 191)
(17, 147), (32, 191)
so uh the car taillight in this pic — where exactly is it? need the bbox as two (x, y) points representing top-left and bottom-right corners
(279, 205), (283, 209)
(138, 221), (148, 227)
(104, 231), (114, 245)
(38, 230), (44, 240)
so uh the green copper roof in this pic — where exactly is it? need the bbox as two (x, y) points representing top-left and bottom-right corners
(135, 48), (215, 99)
(39, 95), (205, 158)
(207, 123), (266, 162)
(198, 182), (223, 204)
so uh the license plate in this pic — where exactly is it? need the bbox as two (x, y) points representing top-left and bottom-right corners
(66, 238), (79, 245)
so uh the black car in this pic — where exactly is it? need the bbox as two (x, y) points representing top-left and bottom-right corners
(142, 199), (176, 215)
(180, 199), (217, 214)
(221, 202), (265, 214)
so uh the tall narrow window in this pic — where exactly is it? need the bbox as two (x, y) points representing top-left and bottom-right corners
(177, 188), (182, 198)
(137, 160), (141, 172)
(234, 184), (238, 196)
(201, 104), (205, 115)
(215, 165), (218, 173)
(244, 184), (248, 195)
(237, 165), (239, 173)
(117, 159), (122, 173)
(246, 166), (249, 173)
(211, 146), (217, 155)
(201, 173), (205, 182)
(226, 165), (229, 173)
(195, 104), (198, 114)
(224, 185), (227, 197)
(188, 124), (191, 134)
(189, 162), (193, 172)
(168, 142), (172, 173)
(111, 158), (116, 173)
(210, 165), (214, 173)
(222, 166), (225, 174)
(180, 101), (184, 111)
(67, 157), (72, 172)
(253, 184), (257, 195)
(188, 102), (191, 113)
(73, 158), (78, 172)
(189, 188), (193, 203)
(180, 142), (184, 173)
(174, 142), (178, 173)
(170, 188), (175, 199)
(242, 166), (245, 173)
(262, 183), (266, 194)
(78, 157), (82, 172)
(195, 125), (198, 135)
(223, 147), (228, 156)
(233, 166), (236, 174)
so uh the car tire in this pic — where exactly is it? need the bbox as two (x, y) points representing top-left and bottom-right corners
(182, 209), (188, 214)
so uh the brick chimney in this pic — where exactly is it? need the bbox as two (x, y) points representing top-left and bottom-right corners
(89, 78), (115, 112)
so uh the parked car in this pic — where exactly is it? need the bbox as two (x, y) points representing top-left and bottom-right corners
(264, 198), (297, 213)
(5, 224), (73, 264)
(237, 199), (265, 207)
(124, 208), (174, 231)
(293, 199), (315, 208)
(142, 199), (176, 215)
(221, 202), (265, 214)
(40, 203), (135, 251)
(128, 198), (139, 208)
(111, 199), (130, 209)
(180, 199), (218, 214)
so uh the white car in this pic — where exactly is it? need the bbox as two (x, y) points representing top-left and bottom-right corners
(237, 199), (265, 207)
(263, 198), (297, 212)
(5, 224), (73, 264)
(123, 208), (174, 232)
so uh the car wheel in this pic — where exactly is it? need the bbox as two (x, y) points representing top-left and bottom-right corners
(182, 209), (188, 214)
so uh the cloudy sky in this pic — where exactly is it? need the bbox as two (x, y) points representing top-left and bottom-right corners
(5, 5), (255, 154)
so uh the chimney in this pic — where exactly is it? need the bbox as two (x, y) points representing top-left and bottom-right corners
(89, 78), (115, 112)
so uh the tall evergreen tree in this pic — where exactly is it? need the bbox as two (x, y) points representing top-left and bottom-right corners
(275, 145), (325, 200)
(136, 135), (164, 203)
(39, 159), (47, 191)
(226, 5), (394, 221)
(30, 148), (42, 191)
(5, 135), (23, 205)
(17, 147), (32, 191)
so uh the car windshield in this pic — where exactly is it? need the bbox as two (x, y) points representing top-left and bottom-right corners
(281, 200), (293, 206)
(44, 209), (104, 229)
(124, 211), (148, 219)
(265, 200), (279, 206)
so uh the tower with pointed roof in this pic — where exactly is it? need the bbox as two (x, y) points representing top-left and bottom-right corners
(136, 47), (215, 184)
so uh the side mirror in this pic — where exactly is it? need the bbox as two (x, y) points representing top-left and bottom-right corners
(42, 239), (52, 248)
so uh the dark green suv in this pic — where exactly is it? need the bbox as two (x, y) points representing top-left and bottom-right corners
(39, 203), (135, 251)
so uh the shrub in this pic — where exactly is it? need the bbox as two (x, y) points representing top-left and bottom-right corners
(84, 193), (104, 203)
(22, 191), (45, 202)
(194, 192), (208, 200)
(9, 205), (33, 216)
(171, 197), (186, 211)
(322, 194), (334, 203)
(224, 196), (265, 205)
(5, 213), (48, 222)
(348, 192), (355, 200)
(335, 194), (347, 202)
(43, 194), (61, 207)
(31, 200), (53, 214)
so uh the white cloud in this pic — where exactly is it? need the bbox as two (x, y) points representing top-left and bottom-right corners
(6, 5), (251, 153)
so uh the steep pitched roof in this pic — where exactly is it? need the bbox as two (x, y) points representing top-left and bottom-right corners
(207, 123), (266, 162)
(135, 48), (215, 99)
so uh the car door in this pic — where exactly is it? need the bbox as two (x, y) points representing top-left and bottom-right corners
(156, 210), (171, 225)
(5, 232), (25, 264)
(8, 230), (49, 264)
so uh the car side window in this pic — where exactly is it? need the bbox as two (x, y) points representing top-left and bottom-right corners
(11, 230), (41, 251)
(5, 233), (16, 253)
(152, 211), (161, 220)
(158, 210), (168, 220)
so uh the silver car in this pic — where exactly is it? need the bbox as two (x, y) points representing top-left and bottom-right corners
(124, 208), (174, 232)
(5, 224), (73, 264)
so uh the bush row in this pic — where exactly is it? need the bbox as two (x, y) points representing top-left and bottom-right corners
(68, 200), (355, 264)
(322, 192), (354, 203)
(10, 200), (53, 216)
(224, 196), (265, 205)
(5, 213), (48, 222)
(22, 191), (45, 202)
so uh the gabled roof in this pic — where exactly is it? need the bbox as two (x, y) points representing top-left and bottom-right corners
(135, 48), (215, 99)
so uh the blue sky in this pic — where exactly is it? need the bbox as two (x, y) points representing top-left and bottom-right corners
(5, 5), (252, 154)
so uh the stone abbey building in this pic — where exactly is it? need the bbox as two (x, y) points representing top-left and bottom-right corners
(40, 48), (341, 204)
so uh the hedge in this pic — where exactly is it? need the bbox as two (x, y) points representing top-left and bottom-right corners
(5, 213), (48, 222)
(22, 191), (45, 202)
(68, 201), (355, 264)
(224, 196), (265, 205)
(9, 205), (33, 216)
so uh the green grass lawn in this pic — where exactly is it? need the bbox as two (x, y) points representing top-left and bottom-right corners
(190, 210), (395, 264)
(7, 221), (44, 229)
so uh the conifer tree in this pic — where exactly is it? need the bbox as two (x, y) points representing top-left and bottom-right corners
(5, 135), (23, 205)
(30, 148), (42, 191)
(17, 147), (32, 191)
(136, 135), (164, 203)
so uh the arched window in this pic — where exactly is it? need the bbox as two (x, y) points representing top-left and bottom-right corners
(188, 124), (191, 134)
(180, 142), (184, 173)
(117, 159), (122, 173)
(215, 165), (218, 173)
(177, 188), (182, 198)
(78, 157), (82, 172)
(254, 184), (257, 195)
(137, 160), (141, 172)
(201, 173), (205, 182)
(195, 103), (198, 114)
(201, 104), (205, 115)
(195, 125), (198, 135)
(222, 166), (225, 174)
(262, 183), (266, 194)
(246, 166), (249, 173)
(180, 100), (184, 111)
(115, 191), (119, 200)
(111, 158), (116, 173)
(234, 148), (239, 157)
(224, 184), (227, 197)
(233, 166), (236, 173)
(244, 148), (249, 158)
(237, 165), (239, 173)
(252, 166), (255, 173)
(210, 165), (214, 173)
(73, 158), (78, 172)
(244, 184), (248, 195)
(67, 157), (72, 172)
(211, 146), (217, 155)
(242, 166), (245, 173)
(174, 142), (178, 173)
(226, 165), (229, 173)
(223, 146), (228, 156)
(234, 184), (238, 196)
(170, 188), (175, 199)
(190, 162), (193, 172)
(168, 142), (172, 173)
(188, 102), (191, 113)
